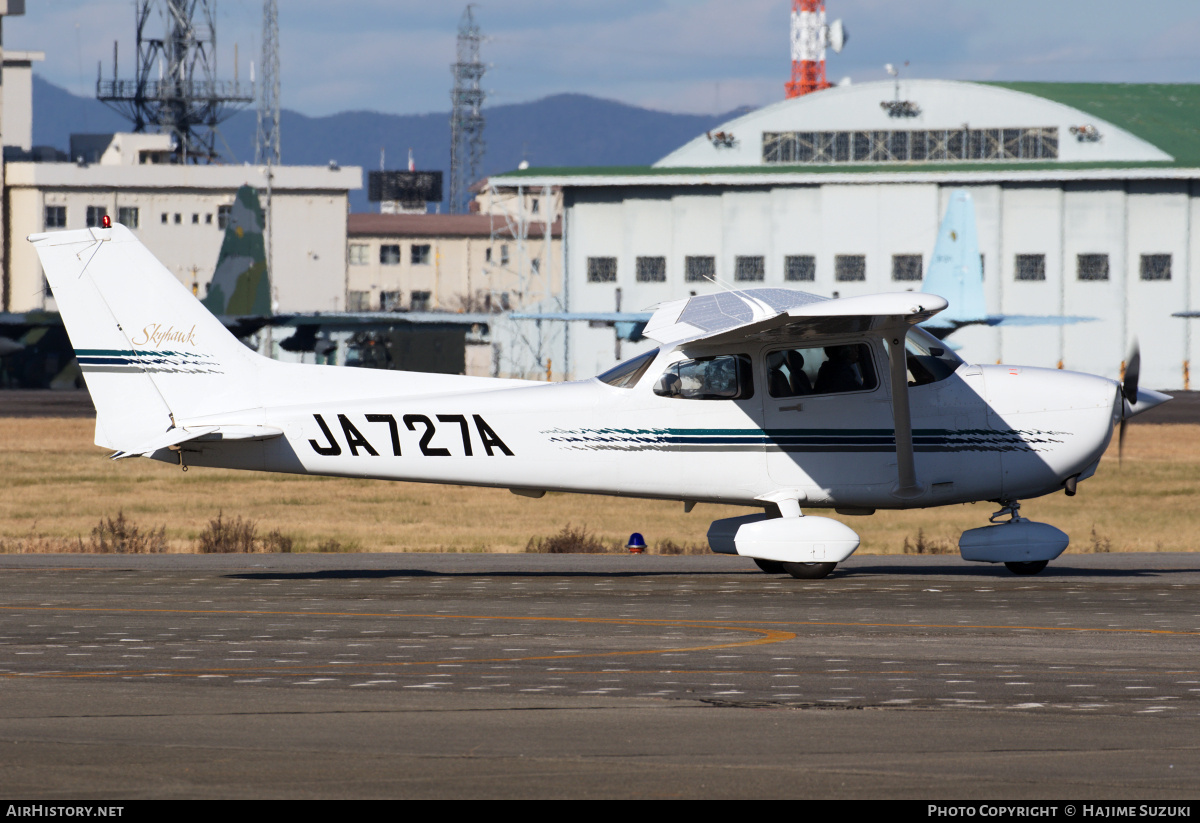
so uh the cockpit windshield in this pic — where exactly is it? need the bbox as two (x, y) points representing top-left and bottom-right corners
(905, 327), (963, 386)
(596, 348), (659, 389)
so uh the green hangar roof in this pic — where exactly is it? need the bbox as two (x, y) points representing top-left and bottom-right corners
(494, 80), (1200, 185)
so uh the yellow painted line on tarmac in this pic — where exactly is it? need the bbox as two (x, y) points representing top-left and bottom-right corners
(0, 605), (795, 679)
(3, 603), (1198, 636)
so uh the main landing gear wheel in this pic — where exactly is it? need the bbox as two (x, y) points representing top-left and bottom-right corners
(753, 558), (787, 574)
(782, 561), (838, 580)
(1004, 560), (1048, 576)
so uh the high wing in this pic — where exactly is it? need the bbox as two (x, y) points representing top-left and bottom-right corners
(643, 287), (948, 497)
(643, 288), (947, 347)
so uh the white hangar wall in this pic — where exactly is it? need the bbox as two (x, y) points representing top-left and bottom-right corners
(497, 80), (1200, 389)
(562, 179), (1199, 390)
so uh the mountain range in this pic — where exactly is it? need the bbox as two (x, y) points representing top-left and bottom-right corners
(32, 76), (737, 213)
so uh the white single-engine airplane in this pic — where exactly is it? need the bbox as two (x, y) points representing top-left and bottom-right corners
(32, 223), (1170, 578)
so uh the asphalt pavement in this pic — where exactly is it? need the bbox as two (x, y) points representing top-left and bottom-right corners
(2, 552), (1199, 799)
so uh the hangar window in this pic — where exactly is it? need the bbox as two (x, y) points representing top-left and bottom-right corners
(86, 206), (108, 228)
(636, 256), (666, 282)
(217, 205), (232, 229)
(892, 254), (923, 282)
(44, 206), (66, 229)
(1015, 254), (1046, 281)
(588, 256), (617, 283)
(654, 354), (754, 401)
(785, 255), (815, 282)
(380, 244), (401, 265)
(1077, 254), (1109, 281)
(735, 256), (765, 282)
(835, 255), (866, 282)
(411, 244), (432, 265)
(349, 244), (369, 265)
(1140, 254), (1172, 281)
(763, 127), (1058, 165)
(685, 256), (715, 283)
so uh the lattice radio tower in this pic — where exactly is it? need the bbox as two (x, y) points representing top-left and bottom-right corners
(449, 5), (486, 214)
(255, 0), (281, 166)
(786, 1), (845, 99)
(97, 0), (254, 162)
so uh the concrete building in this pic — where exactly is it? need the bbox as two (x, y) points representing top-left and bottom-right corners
(494, 80), (1200, 389)
(2, 48), (41, 153)
(4, 135), (361, 315)
(347, 212), (560, 314)
(346, 210), (563, 378)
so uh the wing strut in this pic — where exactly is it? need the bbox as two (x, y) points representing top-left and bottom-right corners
(885, 328), (923, 499)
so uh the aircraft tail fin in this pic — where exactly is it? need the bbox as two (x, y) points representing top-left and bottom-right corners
(202, 184), (271, 317)
(921, 190), (986, 331)
(29, 225), (265, 451)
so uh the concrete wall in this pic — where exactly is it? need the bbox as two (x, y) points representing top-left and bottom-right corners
(5, 162), (360, 315)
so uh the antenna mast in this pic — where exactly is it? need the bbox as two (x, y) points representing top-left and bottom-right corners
(255, 0), (280, 166)
(449, 5), (486, 214)
(97, 0), (254, 162)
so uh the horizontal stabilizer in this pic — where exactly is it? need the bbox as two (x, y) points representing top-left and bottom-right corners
(111, 424), (284, 459)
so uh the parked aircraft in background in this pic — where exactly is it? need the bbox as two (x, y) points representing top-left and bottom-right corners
(32, 224), (1167, 578)
(921, 190), (1092, 339)
(515, 189), (1094, 357)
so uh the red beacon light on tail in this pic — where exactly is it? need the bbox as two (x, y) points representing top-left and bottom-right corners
(101, 215), (112, 229)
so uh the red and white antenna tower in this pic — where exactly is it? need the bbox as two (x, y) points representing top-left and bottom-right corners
(785, 1), (845, 99)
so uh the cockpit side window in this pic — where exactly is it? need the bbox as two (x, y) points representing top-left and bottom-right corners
(597, 348), (660, 389)
(654, 354), (754, 400)
(767, 343), (877, 397)
(904, 328), (963, 387)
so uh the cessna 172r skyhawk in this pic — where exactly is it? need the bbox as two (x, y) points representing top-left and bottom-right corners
(31, 223), (1169, 578)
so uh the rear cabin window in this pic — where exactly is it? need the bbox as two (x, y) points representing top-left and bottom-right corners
(597, 348), (659, 388)
(654, 354), (754, 400)
(766, 343), (877, 398)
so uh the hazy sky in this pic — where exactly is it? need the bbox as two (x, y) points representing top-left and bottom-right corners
(11, 1), (1200, 118)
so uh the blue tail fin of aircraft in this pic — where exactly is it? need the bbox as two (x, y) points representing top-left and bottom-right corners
(920, 190), (986, 334)
(920, 189), (1092, 339)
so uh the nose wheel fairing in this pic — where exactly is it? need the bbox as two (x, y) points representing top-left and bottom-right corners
(958, 501), (1069, 566)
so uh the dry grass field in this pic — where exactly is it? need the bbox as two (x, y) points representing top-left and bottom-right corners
(2, 416), (1198, 555)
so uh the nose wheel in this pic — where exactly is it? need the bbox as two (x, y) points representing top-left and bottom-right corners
(752, 558), (838, 579)
(1004, 560), (1048, 576)
(782, 561), (838, 579)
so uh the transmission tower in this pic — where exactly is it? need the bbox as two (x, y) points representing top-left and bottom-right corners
(97, 0), (254, 162)
(786, 1), (845, 98)
(255, 0), (280, 165)
(449, 5), (486, 214)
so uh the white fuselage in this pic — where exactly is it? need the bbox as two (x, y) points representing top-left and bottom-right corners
(170, 340), (1120, 512)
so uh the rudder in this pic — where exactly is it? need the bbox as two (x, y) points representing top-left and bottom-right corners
(30, 225), (265, 451)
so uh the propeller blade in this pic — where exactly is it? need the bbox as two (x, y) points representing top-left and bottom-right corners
(1119, 416), (1127, 466)
(1123, 339), (1140, 404)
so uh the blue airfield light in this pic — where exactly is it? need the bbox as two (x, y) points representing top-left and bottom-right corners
(626, 532), (646, 554)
